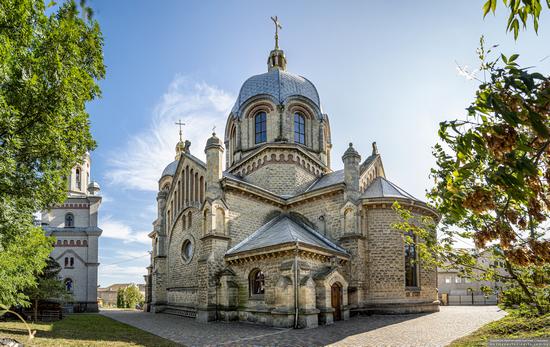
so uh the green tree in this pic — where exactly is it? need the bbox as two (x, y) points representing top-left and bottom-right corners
(482, 0), (550, 39)
(395, 38), (549, 315)
(124, 285), (144, 309)
(25, 257), (72, 321)
(116, 288), (125, 309)
(0, 0), (104, 308)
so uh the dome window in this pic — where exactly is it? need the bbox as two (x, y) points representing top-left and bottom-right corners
(294, 113), (305, 145)
(255, 112), (267, 144)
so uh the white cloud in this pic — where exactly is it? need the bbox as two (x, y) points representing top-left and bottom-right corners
(107, 75), (234, 191)
(100, 216), (151, 244)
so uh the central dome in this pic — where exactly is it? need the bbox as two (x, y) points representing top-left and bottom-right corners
(231, 69), (321, 117)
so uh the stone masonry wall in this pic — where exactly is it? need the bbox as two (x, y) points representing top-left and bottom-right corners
(365, 207), (437, 305)
(166, 207), (202, 307)
(244, 163), (317, 196)
(225, 191), (282, 248)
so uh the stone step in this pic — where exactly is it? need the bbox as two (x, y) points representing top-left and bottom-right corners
(162, 307), (197, 318)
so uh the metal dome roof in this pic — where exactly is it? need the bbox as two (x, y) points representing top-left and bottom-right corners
(161, 160), (178, 178)
(231, 69), (321, 117)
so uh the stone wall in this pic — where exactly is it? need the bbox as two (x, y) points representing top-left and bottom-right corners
(244, 163), (317, 196)
(289, 192), (344, 240)
(225, 191), (282, 247)
(166, 207), (201, 297)
(364, 207), (437, 308)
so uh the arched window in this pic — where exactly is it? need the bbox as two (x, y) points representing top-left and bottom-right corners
(65, 213), (74, 228)
(70, 257), (74, 267)
(294, 113), (305, 144)
(405, 231), (418, 287)
(249, 269), (265, 296)
(181, 239), (193, 263)
(64, 278), (73, 292)
(255, 112), (267, 144)
(75, 168), (81, 189)
(64, 257), (69, 267)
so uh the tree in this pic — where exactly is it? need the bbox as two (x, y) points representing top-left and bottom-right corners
(124, 285), (144, 309)
(395, 38), (549, 315)
(116, 288), (125, 309)
(0, 0), (104, 308)
(482, 0), (550, 39)
(25, 257), (71, 321)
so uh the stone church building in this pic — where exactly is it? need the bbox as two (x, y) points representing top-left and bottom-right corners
(145, 37), (439, 328)
(40, 153), (102, 312)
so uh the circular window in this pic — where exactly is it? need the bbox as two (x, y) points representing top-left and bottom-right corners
(181, 239), (193, 263)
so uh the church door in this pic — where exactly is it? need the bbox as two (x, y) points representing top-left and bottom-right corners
(331, 283), (342, 321)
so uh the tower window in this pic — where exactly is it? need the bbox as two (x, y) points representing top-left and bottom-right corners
(294, 113), (305, 144)
(405, 231), (418, 287)
(75, 168), (81, 190)
(65, 213), (74, 228)
(249, 269), (265, 296)
(255, 112), (267, 144)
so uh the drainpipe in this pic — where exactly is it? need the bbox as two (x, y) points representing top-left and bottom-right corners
(294, 241), (299, 329)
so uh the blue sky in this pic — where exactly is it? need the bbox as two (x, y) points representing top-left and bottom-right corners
(86, 1), (550, 286)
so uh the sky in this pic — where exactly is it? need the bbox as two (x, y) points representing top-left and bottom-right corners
(84, 1), (550, 287)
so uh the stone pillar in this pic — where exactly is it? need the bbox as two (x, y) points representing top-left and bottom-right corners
(205, 133), (224, 199)
(342, 143), (361, 201)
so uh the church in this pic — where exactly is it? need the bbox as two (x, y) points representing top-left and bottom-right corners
(40, 153), (102, 312)
(144, 22), (439, 328)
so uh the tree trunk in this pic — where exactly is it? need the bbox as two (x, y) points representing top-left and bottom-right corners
(33, 298), (38, 322)
(505, 260), (544, 315)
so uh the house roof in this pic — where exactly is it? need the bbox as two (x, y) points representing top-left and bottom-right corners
(305, 170), (345, 193)
(225, 214), (348, 257)
(361, 176), (421, 202)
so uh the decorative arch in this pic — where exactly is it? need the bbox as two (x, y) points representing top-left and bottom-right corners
(64, 213), (74, 228)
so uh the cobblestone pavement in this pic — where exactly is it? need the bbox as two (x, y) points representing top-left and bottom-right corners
(100, 306), (506, 347)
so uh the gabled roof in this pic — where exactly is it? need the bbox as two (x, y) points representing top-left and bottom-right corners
(225, 214), (348, 257)
(361, 176), (420, 201)
(305, 170), (344, 193)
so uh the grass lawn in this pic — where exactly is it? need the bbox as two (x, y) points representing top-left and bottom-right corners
(449, 312), (550, 347)
(0, 313), (181, 347)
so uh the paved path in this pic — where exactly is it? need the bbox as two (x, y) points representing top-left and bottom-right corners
(100, 306), (506, 347)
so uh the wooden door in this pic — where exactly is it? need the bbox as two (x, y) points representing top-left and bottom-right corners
(331, 283), (342, 321)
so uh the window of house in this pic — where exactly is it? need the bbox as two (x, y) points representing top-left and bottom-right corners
(294, 113), (305, 144)
(249, 269), (265, 296)
(255, 112), (267, 144)
(404, 231), (418, 287)
(70, 257), (74, 267)
(65, 213), (74, 228)
(181, 239), (193, 263)
(64, 278), (73, 292)
(64, 257), (69, 267)
(445, 276), (451, 284)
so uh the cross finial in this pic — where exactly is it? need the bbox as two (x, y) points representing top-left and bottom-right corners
(175, 119), (185, 141)
(212, 125), (216, 136)
(270, 16), (282, 50)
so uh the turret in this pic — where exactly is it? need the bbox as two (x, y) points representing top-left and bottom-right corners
(205, 132), (224, 199)
(342, 142), (361, 200)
